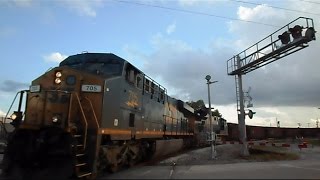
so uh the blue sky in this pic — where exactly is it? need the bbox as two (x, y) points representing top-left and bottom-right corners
(1, 0), (320, 127)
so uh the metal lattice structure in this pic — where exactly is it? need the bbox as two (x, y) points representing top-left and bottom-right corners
(227, 17), (316, 76)
(226, 17), (316, 156)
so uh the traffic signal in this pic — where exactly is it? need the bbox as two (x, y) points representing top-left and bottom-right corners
(278, 31), (291, 44)
(195, 106), (208, 119)
(304, 27), (316, 41)
(278, 25), (316, 46)
(289, 25), (303, 39)
(247, 109), (256, 119)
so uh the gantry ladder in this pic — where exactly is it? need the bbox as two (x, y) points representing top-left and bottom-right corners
(234, 75), (241, 112)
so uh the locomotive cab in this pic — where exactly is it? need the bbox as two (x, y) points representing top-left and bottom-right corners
(2, 53), (126, 179)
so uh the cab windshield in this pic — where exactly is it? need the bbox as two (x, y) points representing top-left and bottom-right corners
(63, 61), (123, 77)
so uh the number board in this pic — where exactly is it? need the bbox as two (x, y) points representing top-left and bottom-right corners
(30, 85), (41, 92)
(81, 85), (102, 92)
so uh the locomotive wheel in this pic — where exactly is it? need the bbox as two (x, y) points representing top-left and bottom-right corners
(96, 147), (108, 175)
(126, 147), (140, 168)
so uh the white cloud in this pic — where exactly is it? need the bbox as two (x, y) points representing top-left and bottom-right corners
(226, 2), (320, 104)
(237, 4), (280, 21)
(255, 107), (287, 116)
(0, 109), (5, 117)
(43, 52), (68, 63)
(178, 0), (222, 7)
(216, 104), (320, 128)
(178, 0), (199, 6)
(123, 1), (320, 128)
(166, 23), (176, 35)
(63, 0), (103, 17)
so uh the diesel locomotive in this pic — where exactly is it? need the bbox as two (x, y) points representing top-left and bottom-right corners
(1, 53), (226, 179)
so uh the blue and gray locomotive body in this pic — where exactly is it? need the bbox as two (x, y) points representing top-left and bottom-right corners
(2, 53), (205, 179)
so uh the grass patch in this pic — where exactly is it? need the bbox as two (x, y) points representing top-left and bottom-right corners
(242, 147), (299, 161)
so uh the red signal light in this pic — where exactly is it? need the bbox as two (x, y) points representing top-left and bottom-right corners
(289, 25), (303, 39)
(278, 31), (291, 44)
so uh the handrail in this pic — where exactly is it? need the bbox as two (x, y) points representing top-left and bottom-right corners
(4, 92), (20, 124)
(84, 97), (100, 129)
(74, 93), (88, 149)
(67, 93), (73, 129)
(2, 90), (27, 140)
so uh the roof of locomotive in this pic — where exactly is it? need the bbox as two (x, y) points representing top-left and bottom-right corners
(59, 53), (127, 66)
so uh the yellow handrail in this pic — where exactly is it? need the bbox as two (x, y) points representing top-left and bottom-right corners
(67, 94), (73, 130)
(84, 97), (100, 129)
(74, 93), (88, 149)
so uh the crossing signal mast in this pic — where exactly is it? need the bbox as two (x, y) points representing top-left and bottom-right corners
(227, 17), (316, 156)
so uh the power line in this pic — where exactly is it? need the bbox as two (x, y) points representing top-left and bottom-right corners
(229, 0), (320, 16)
(113, 0), (280, 28)
(300, 0), (320, 5)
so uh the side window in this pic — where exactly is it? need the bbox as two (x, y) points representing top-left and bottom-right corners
(136, 74), (143, 89)
(160, 88), (165, 101)
(145, 79), (150, 92)
(151, 82), (155, 94)
(125, 64), (140, 86)
(129, 70), (135, 83)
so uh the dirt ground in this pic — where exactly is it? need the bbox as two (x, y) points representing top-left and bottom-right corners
(157, 142), (311, 166)
(158, 144), (250, 166)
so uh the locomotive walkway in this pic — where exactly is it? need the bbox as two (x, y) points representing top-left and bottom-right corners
(102, 143), (320, 179)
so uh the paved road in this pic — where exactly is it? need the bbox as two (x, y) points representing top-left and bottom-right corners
(0, 144), (319, 179)
(101, 146), (320, 179)
(101, 159), (320, 179)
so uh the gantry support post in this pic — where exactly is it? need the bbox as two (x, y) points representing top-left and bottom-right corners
(236, 56), (249, 156)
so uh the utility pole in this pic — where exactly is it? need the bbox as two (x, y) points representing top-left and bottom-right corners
(205, 75), (218, 159)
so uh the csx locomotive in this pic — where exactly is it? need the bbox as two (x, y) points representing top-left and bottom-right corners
(2, 53), (226, 179)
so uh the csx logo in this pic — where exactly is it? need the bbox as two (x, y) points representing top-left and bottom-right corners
(126, 90), (139, 108)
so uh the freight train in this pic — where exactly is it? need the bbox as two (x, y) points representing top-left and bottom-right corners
(1, 53), (226, 179)
(227, 123), (320, 141)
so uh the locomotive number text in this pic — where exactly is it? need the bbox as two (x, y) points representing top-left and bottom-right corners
(81, 85), (102, 92)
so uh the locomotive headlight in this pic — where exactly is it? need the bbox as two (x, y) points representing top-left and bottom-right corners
(52, 116), (59, 123)
(55, 78), (62, 84)
(55, 71), (62, 78)
(10, 113), (17, 120)
(10, 111), (22, 121)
